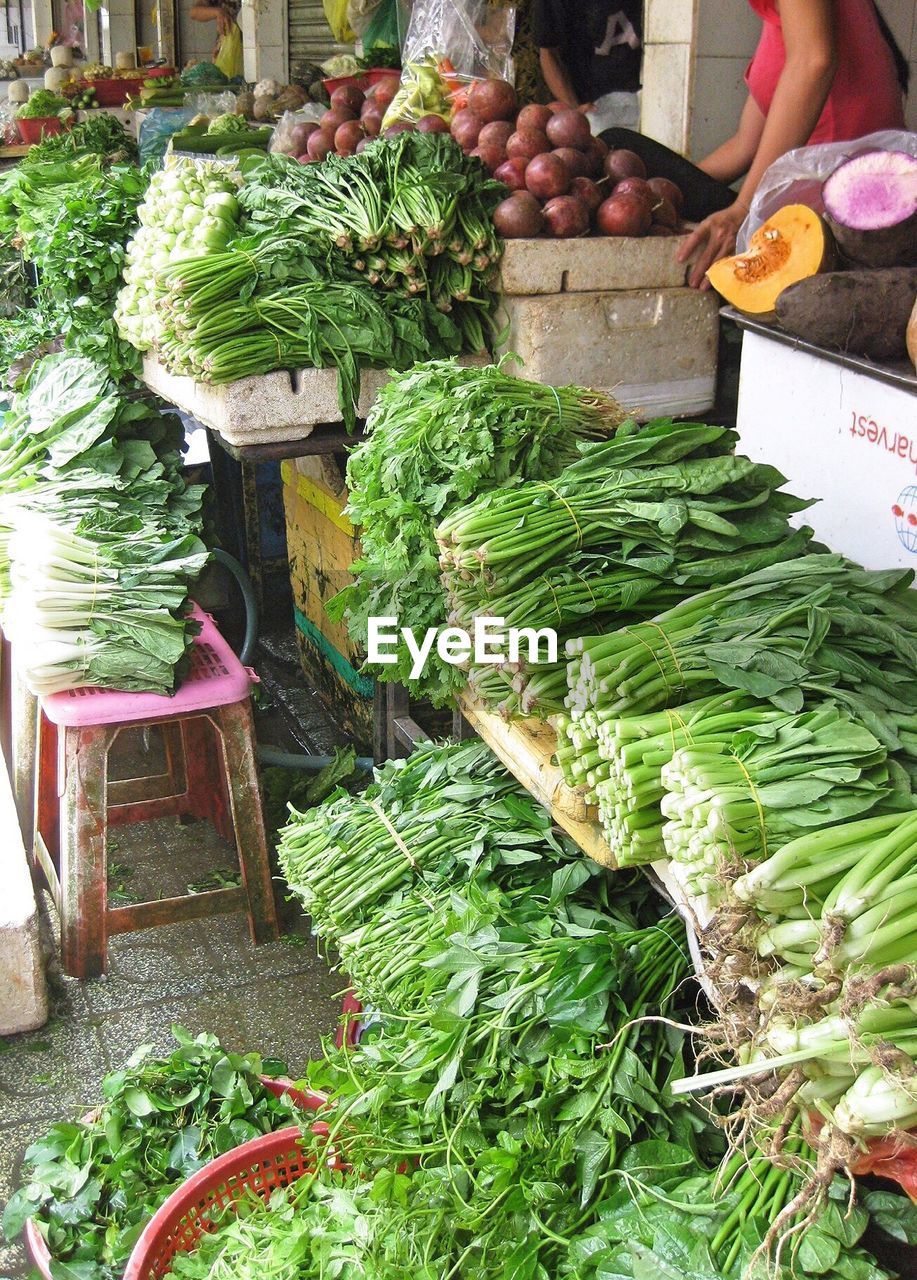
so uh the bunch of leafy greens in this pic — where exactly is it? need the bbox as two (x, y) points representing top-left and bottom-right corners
(141, 135), (505, 419)
(20, 111), (138, 165)
(0, 353), (208, 693)
(2, 1028), (299, 1280)
(0, 152), (146, 382)
(187, 738), (911, 1280)
(15, 88), (70, 118)
(326, 359), (626, 703)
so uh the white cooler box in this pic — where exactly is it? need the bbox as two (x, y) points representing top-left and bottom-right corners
(732, 309), (917, 571)
(494, 237), (719, 420)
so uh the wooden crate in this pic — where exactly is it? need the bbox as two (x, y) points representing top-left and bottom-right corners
(281, 457), (374, 749)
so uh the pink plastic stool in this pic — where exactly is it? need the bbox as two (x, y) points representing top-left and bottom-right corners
(33, 607), (279, 978)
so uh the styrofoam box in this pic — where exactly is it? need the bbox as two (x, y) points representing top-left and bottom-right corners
(142, 354), (488, 446)
(495, 287), (719, 419)
(736, 330), (917, 572)
(497, 234), (690, 295)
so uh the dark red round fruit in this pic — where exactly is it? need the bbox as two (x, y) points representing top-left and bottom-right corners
(647, 222), (676, 236)
(612, 176), (653, 209)
(516, 102), (553, 131)
(384, 121), (415, 136)
(306, 127), (335, 161)
(361, 107), (382, 136)
(321, 105), (357, 130)
(546, 107), (592, 150)
(525, 151), (571, 199)
(596, 192), (652, 236)
(543, 194), (590, 238)
(494, 156), (528, 191)
(355, 137), (372, 153)
(288, 121), (318, 154)
(493, 191), (544, 238)
(651, 195), (679, 228)
(506, 127), (549, 161)
(478, 120), (514, 150)
(330, 84), (364, 113)
(334, 119), (364, 156)
(552, 146), (588, 178)
(417, 113), (450, 133)
(450, 108), (483, 151)
(647, 176), (684, 213)
(581, 136), (608, 178)
(476, 140), (506, 171)
(468, 77), (518, 123)
(296, 153), (313, 163)
(569, 175), (602, 215)
(604, 148), (647, 182)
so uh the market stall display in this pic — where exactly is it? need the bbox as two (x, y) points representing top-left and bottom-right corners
(124, 136), (502, 424)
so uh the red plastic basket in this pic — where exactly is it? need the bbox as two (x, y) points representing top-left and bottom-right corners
(25, 1077), (320, 1280)
(85, 76), (133, 106)
(123, 1111), (328, 1279)
(17, 116), (66, 144)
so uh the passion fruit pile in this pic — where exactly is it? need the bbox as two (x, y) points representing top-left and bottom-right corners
(448, 80), (686, 240)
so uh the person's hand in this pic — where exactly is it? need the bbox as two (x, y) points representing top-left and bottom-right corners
(677, 202), (747, 290)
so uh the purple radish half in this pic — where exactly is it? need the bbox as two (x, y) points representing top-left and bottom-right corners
(822, 150), (917, 268)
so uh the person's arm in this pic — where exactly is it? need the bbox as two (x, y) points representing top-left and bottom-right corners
(679, 0), (838, 288)
(190, 3), (230, 32)
(539, 47), (579, 107)
(699, 95), (767, 184)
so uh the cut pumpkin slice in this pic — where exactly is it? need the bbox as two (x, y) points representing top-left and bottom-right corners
(706, 204), (836, 317)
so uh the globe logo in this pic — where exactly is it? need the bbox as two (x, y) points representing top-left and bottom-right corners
(892, 487), (917, 553)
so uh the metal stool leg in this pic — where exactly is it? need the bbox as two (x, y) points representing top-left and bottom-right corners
(60, 724), (111, 979)
(215, 700), (279, 944)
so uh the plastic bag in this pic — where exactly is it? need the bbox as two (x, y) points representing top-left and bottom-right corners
(362, 0), (409, 47)
(737, 129), (917, 252)
(269, 105), (326, 155)
(324, 0), (356, 41)
(139, 106), (196, 166)
(585, 91), (640, 134)
(186, 89), (239, 117)
(0, 101), (19, 145)
(402, 0), (514, 80)
(214, 21), (244, 80)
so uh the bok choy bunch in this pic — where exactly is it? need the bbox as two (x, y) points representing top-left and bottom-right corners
(0, 353), (208, 695)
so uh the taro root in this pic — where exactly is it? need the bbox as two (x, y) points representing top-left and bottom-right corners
(775, 268), (917, 362)
(706, 204), (836, 316)
(823, 150), (917, 268)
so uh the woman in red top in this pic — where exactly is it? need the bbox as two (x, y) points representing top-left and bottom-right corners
(677, 0), (907, 286)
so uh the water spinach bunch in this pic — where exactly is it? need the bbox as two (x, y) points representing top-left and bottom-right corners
(326, 358), (626, 703)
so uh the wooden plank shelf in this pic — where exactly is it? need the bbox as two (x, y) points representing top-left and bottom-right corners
(456, 691), (615, 867)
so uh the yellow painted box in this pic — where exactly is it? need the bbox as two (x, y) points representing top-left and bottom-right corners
(281, 457), (374, 749)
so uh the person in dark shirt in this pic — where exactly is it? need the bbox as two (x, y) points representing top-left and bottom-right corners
(532, 0), (642, 108)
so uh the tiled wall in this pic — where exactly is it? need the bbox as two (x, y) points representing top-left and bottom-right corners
(643, 0), (917, 161)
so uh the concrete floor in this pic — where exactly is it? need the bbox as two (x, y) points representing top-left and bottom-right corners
(0, 725), (345, 1278)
